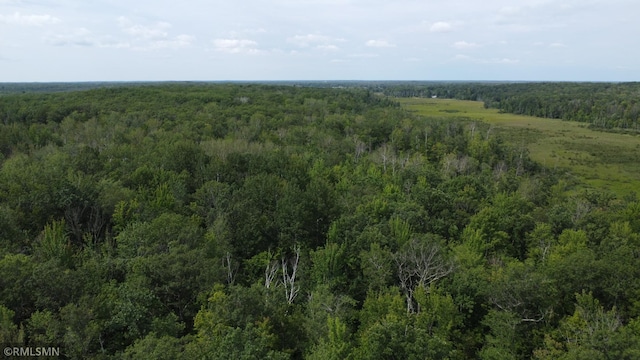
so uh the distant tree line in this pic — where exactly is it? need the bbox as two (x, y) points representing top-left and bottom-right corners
(378, 82), (640, 130)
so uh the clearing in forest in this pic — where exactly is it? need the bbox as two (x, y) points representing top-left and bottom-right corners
(397, 97), (640, 197)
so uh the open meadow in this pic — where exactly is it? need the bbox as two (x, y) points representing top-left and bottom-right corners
(398, 97), (640, 197)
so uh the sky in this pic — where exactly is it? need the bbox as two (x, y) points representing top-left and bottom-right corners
(0, 0), (638, 82)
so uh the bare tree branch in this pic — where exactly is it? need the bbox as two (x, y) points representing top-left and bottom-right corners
(395, 238), (454, 313)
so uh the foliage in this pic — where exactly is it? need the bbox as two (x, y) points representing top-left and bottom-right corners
(0, 83), (639, 358)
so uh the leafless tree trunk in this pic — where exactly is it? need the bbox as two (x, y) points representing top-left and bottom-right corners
(354, 136), (367, 163)
(485, 125), (494, 140)
(381, 143), (389, 172)
(265, 259), (279, 289)
(87, 206), (108, 245)
(456, 155), (470, 175)
(282, 245), (301, 304)
(494, 161), (507, 179)
(65, 204), (88, 246)
(223, 251), (237, 285)
(572, 200), (593, 225)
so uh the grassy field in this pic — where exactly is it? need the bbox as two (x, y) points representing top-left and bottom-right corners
(397, 97), (640, 197)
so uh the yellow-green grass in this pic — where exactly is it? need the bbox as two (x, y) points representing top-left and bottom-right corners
(397, 97), (640, 197)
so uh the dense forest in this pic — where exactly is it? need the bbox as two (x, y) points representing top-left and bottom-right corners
(1, 83), (640, 359)
(379, 82), (640, 130)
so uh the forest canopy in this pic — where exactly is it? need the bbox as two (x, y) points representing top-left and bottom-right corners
(1, 83), (640, 359)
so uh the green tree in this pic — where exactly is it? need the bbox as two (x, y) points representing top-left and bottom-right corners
(534, 292), (640, 359)
(0, 305), (20, 344)
(479, 310), (520, 360)
(122, 333), (185, 360)
(184, 284), (289, 360)
(33, 219), (74, 268)
(307, 316), (353, 360)
(467, 193), (534, 260)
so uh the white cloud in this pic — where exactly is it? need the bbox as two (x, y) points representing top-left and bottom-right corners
(288, 34), (323, 47)
(317, 44), (340, 51)
(287, 34), (346, 53)
(44, 28), (131, 49)
(43, 21), (189, 50)
(430, 21), (452, 33)
(532, 42), (566, 48)
(240, 28), (267, 35)
(498, 6), (521, 16)
(128, 23), (170, 39)
(44, 28), (94, 47)
(495, 58), (519, 64)
(115, 17), (193, 50)
(0, 12), (60, 26)
(452, 41), (480, 50)
(149, 34), (194, 50)
(365, 39), (395, 48)
(348, 53), (378, 58)
(213, 38), (260, 54)
(117, 17), (171, 40)
(287, 34), (333, 47)
(452, 54), (519, 65)
(99, 41), (131, 49)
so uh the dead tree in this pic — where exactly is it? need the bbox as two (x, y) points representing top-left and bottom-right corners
(223, 251), (237, 285)
(282, 245), (301, 304)
(395, 238), (454, 313)
(265, 259), (279, 289)
(354, 136), (367, 163)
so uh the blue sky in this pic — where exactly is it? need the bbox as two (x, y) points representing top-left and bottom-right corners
(0, 0), (638, 82)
